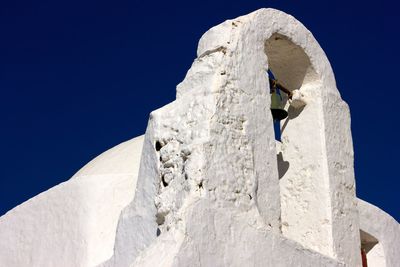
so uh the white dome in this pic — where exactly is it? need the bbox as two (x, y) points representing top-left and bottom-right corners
(0, 135), (144, 267)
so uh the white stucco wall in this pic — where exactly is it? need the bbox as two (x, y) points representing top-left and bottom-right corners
(266, 33), (335, 257)
(358, 198), (400, 267)
(1, 8), (398, 267)
(367, 242), (386, 267)
(0, 136), (144, 267)
(104, 8), (363, 267)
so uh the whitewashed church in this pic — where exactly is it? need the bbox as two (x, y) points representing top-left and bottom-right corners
(0, 9), (398, 267)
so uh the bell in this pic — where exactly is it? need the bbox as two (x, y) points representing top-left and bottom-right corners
(270, 91), (288, 121)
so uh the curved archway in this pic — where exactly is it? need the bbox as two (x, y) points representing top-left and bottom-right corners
(265, 33), (320, 90)
(193, 9), (361, 265)
(265, 32), (333, 256)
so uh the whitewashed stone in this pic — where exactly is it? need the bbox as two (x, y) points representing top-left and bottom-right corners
(0, 136), (144, 267)
(0, 8), (398, 267)
(104, 8), (359, 266)
(358, 199), (400, 267)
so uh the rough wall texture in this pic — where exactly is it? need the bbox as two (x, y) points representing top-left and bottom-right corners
(132, 201), (344, 267)
(104, 8), (363, 267)
(0, 8), (398, 267)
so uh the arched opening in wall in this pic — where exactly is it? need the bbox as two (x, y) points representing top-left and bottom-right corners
(265, 33), (321, 179)
(264, 33), (333, 257)
(360, 230), (386, 267)
(266, 33), (319, 144)
(266, 33), (319, 91)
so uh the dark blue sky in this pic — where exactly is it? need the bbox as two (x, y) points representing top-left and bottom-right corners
(0, 0), (398, 221)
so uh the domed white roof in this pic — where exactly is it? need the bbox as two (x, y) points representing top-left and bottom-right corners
(0, 135), (144, 267)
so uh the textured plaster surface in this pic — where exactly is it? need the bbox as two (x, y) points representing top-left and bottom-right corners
(1, 8), (399, 267)
(104, 8), (362, 267)
(0, 136), (144, 267)
(269, 34), (334, 256)
(132, 200), (343, 267)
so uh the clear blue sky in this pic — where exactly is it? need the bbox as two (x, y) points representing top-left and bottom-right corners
(0, 0), (398, 221)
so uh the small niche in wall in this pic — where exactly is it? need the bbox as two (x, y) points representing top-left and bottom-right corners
(360, 230), (386, 267)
